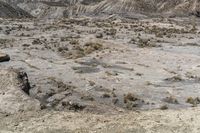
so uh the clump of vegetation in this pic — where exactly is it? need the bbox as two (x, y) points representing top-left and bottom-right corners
(124, 93), (139, 103)
(0, 39), (10, 44)
(185, 72), (198, 79)
(61, 100), (86, 111)
(32, 38), (42, 45)
(60, 34), (81, 42)
(83, 42), (103, 54)
(81, 95), (94, 101)
(58, 46), (69, 52)
(60, 37), (70, 42)
(69, 39), (79, 45)
(101, 93), (111, 98)
(104, 28), (117, 36)
(62, 42), (103, 59)
(88, 80), (95, 86)
(137, 38), (158, 48)
(145, 25), (189, 37)
(125, 101), (139, 109)
(186, 97), (200, 107)
(123, 92), (145, 110)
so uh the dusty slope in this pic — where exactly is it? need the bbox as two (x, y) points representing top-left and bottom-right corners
(0, 69), (40, 114)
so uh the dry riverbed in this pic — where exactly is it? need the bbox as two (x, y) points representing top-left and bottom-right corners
(0, 16), (200, 132)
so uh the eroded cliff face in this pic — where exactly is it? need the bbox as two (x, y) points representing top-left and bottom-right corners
(1, 0), (200, 19)
(0, 1), (32, 18)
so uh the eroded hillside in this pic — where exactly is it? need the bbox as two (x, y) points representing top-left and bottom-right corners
(1, 0), (200, 18)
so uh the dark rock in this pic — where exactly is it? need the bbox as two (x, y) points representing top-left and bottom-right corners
(16, 71), (31, 95)
(0, 53), (10, 62)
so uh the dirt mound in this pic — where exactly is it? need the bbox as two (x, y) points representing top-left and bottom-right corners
(0, 69), (40, 114)
(0, 1), (32, 18)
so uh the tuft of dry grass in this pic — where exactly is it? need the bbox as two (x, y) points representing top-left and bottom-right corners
(186, 97), (200, 106)
(124, 93), (138, 103)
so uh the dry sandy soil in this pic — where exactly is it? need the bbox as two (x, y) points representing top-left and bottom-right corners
(1, 0), (200, 132)
(0, 108), (200, 133)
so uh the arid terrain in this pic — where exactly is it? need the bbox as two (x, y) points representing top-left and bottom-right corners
(1, 0), (200, 133)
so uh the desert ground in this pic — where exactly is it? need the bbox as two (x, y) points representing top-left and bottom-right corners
(1, 0), (200, 133)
